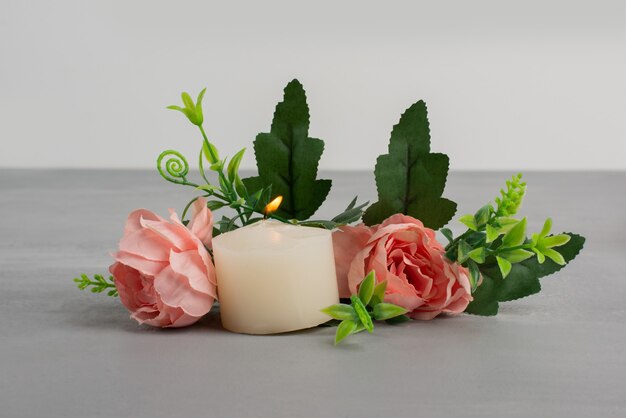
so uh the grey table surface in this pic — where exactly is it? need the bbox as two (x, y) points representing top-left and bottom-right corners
(1, 170), (625, 418)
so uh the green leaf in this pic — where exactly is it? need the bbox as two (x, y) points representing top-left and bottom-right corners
(496, 256), (512, 278)
(345, 196), (358, 211)
(496, 217), (520, 234)
(468, 247), (486, 264)
(370, 280), (388, 307)
(459, 214), (478, 231)
(227, 148), (246, 182)
(196, 184), (219, 193)
(358, 271), (376, 305)
(532, 247), (546, 264)
(542, 248), (566, 266)
(218, 175), (230, 193)
(166, 105), (184, 112)
(243, 80), (331, 220)
(539, 217), (552, 238)
(467, 260), (481, 292)
(330, 197), (369, 225)
(502, 217), (527, 247)
(500, 249), (534, 263)
(335, 320), (358, 345)
(167, 105), (196, 125)
(464, 273), (499, 316)
(497, 268), (541, 302)
(474, 204), (491, 227)
(540, 234), (571, 248)
(485, 224), (500, 243)
(362, 101), (457, 229)
(373, 303), (408, 320)
(321, 304), (358, 321)
(195, 88), (206, 125)
(210, 160), (224, 172)
(296, 220), (339, 230)
(203, 141), (220, 164)
(487, 262), (542, 302)
(457, 240), (472, 263)
(385, 314), (411, 325)
(234, 174), (248, 198)
(532, 233), (585, 278)
(440, 228), (453, 243)
(206, 201), (226, 211)
(181, 92), (195, 110)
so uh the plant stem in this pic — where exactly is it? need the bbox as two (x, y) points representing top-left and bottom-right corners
(198, 125), (233, 196)
(198, 124), (246, 225)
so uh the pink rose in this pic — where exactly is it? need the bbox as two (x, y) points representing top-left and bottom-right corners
(109, 198), (217, 327)
(333, 214), (472, 320)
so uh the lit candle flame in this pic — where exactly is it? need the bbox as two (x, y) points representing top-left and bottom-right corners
(264, 196), (283, 216)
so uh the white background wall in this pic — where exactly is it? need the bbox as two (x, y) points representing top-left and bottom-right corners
(1, 0), (625, 171)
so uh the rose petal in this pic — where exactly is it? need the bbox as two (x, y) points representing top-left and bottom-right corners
(110, 262), (156, 314)
(112, 251), (167, 276)
(333, 225), (373, 297)
(384, 272), (423, 312)
(168, 249), (217, 299)
(140, 217), (197, 252)
(153, 266), (214, 317)
(123, 209), (164, 236)
(119, 228), (173, 261)
(187, 197), (214, 247)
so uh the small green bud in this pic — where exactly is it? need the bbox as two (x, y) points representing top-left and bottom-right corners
(167, 88), (207, 126)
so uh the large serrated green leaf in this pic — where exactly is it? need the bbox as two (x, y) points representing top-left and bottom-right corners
(482, 262), (542, 303)
(464, 273), (499, 316)
(243, 80), (331, 220)
(465, 233), (585, 315)
(362, 101), (457, 228)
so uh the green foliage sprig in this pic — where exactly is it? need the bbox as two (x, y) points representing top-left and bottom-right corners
(74, 274), (118, 297)
(161, 81), (366, 233)
(440, 174), (585, 315)
(322, 271), (409, 345)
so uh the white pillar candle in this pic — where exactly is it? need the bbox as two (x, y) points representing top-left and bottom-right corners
(212, 220), (339, 334)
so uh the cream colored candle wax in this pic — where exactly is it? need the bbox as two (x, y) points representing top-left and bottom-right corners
(212, 220), (339, 334)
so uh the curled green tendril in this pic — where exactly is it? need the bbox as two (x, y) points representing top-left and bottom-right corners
(157, 150), (190, 185)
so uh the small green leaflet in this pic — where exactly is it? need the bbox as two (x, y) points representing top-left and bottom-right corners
(243, 79), (331, 220)
(465, 233), (585, 316)
(362, 101), (457, 229)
